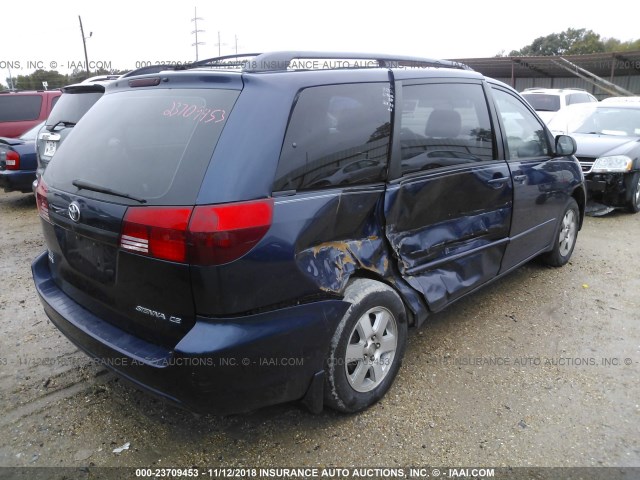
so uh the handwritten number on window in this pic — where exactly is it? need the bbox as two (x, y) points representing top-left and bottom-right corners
(163, 101), (225, 123)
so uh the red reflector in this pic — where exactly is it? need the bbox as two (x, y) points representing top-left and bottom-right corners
(36, 179), (50, 222)
(5, 151), (20, 170)
(188, 199), (273, 265)
(128, 77), (161, 87)
(121, 207), (192, 263)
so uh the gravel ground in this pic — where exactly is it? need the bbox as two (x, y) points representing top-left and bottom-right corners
(0, 189), (638, 472)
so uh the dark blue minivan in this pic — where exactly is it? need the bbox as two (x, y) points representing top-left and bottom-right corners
(32, 52), (585, 414)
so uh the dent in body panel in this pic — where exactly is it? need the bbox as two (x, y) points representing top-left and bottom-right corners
(404, 245), (504, 312)
(386, 207), (510, 311)
(296, 236), (390, 293)
(293, 190), (391, 294)
(386, 206), (511, 272)
(383, 163), (513, 312)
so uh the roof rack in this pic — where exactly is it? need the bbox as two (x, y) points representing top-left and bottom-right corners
(189, 51), (472, 73)
(190, 53), (262, 69)
(523, 87), (589, 92)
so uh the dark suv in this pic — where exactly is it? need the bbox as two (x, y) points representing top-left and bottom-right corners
(35, 80), (113, 184)
(32, 52), (585, 414)
(35, 67), (171, 184)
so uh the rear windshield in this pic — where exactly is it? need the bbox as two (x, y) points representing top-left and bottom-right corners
(0, 95), (42, 121)
(521, 94), (561, 112)
(46, 91), (103, 126)
(45, 88), (240, 205)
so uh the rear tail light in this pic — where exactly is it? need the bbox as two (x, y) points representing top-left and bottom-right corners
(5, 151), (20, 170)
(120, 207), (192, 263)
(36, 179), (50, 222)
(119, 199), (273, 265)
(188, 199), (274, 266)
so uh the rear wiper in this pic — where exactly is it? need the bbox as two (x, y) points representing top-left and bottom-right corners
(72, 179), (147, 204)
(47, 121), (77, 131)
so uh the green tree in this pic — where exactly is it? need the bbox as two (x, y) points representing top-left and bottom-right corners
(510, 28), (606, 56)
(9, 68), (129, 91)
(603, 37), (640, 52)
(13, 70), (69, 90)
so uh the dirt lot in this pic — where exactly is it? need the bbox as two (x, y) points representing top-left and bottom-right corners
(0, 189), (639, 472)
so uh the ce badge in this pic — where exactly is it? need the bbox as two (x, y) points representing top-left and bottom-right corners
(68, 202), (81, 223)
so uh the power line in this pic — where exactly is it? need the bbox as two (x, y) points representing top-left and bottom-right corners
(191, 7), (205, 61)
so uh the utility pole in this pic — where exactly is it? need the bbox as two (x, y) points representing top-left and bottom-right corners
(191, 7), (205, 61)
(7, 65), (15, 90)
(215, 31), (227, 57)
(78, 15), (92, 75)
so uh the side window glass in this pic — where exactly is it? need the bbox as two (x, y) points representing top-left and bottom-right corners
(492, 89), (549, 160)
(273, 83), (390, 191)
(399, 83), (496, 175)
(0, 95), (43, 121)
(568, 93), (591, 105)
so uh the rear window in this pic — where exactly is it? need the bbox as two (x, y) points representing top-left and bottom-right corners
(45, 88), (240, 205)
(0, 95), (43, 121)
(521, 94), (561, 112)
(46, 91), (104, 126)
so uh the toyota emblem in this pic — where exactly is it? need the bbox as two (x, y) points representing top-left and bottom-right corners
(68, 202), (81, 223)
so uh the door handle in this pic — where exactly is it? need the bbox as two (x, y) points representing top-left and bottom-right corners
(487, 177), (509, 189)
(512, 174), (527, 184)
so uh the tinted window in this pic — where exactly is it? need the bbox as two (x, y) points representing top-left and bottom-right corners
(567, 92), (594, 105)
(493, 89), (550, 159)
(45, 88), (240, 205)
(521, 94), (561, 112)
(274, 83), (390, 191)
(399, 83), (495, 175)
(46, 91), (103, 126)
(0, 95), (42, 121)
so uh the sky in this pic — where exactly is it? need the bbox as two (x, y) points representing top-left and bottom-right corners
(2, 0), (639, 83)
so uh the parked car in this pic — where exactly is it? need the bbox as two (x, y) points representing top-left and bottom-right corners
(0, 90), (61, 138)
(32, 52), (585, 415)
(521, 88), (598, 123)
(601, 96), (640, 105)
(0, 121), (44, 193)
(35, 79), (113, 182)
(35, 67), (172, 185)
(548, 102), (640, 212)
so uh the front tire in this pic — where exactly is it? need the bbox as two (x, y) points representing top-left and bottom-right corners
(324, 279), (408, 413)
(625, 172), (640, 213)
(541, 198), (579, 267)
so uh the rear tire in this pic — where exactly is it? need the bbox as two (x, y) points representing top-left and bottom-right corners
(324, 279), (408, 413)
(541, 198), (579, 267)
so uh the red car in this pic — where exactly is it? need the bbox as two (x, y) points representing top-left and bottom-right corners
(0, 90), (61, 138)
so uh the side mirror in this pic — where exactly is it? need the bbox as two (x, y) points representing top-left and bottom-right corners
(554, 135), (577, 156)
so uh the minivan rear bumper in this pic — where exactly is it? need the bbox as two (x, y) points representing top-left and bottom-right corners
(32, 251), (349, 414)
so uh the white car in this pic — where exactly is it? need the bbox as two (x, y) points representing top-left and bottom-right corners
(521, 88), (598, 123)
(601, 96), (640, 104)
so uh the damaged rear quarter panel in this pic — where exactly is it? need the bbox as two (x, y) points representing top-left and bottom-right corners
(292, 189), (391, 294)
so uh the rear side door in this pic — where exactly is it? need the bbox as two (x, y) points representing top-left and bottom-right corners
(384, 80), (513, 312)
(490, 85), (569, 272)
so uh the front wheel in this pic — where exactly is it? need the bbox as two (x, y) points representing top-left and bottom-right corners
(625, 172), (640, 213)
(324, 279), (408, 413)
(541, 198), (579, 267)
